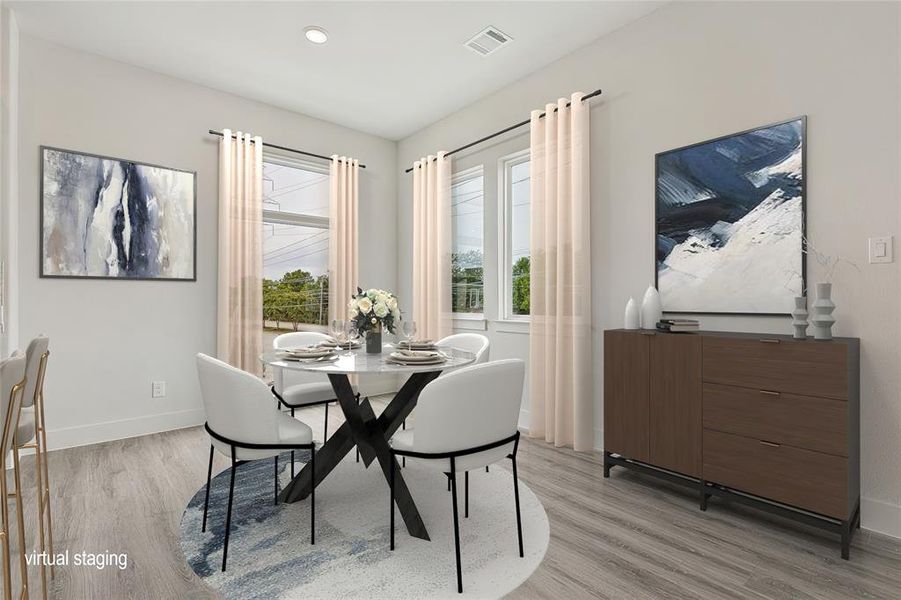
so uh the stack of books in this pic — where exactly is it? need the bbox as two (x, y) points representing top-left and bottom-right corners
(656, 318), (700, 333)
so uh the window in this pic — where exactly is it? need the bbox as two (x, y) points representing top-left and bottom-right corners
(451, 166), (484, 314)
(502, 151), (530, 319)
(262, 156), (330, 336)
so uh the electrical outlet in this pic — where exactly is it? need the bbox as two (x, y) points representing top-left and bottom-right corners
(868, 235), (893, 264)
(151, 381), (166, 398)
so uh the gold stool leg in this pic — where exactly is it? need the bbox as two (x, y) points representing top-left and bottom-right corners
(29, 443), (48, 600)
(1, 466), (12, 600)
(11, 448), (29, 600)
(36, 399), (53, 580)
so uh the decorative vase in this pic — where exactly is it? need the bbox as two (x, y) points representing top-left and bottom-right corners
(624, 297), (639, 330)
(366, 326), (383, 354)
(791, 296), (809, 339)
(811, 283), (836, 341)
(641, 285), (662, 330)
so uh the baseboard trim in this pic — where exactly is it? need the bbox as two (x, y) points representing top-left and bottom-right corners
(861, 497), (901, 539)
(45, 382), (403, 452)
(47, 407), (207, 451)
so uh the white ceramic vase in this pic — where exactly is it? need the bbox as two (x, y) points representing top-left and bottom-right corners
(791, 296), (808, 339)
(811, 283), (836, 341)
(624, 297), (639, 329)
(641, 285), (662, 330)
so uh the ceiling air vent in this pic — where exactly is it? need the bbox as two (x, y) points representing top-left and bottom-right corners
(464, 26), (512, 57)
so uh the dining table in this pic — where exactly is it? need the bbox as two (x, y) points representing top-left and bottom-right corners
(259, 343), (476, 541)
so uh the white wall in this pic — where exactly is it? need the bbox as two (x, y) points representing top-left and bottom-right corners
(0, 8), (19, 357)
(397, 1), (901, 537)
(16, 35), (399, 449)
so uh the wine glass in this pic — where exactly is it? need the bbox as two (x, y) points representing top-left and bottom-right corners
(402, 320), (417, 348)
(344, 321), (360, 355)
(330, 319), (344, 345)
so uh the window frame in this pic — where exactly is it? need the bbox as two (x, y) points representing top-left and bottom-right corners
(450, 164), (486, 317)
(261, 152), (331, 331)
(499, 149), (531, 322)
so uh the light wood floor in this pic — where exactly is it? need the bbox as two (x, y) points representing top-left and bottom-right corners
(5, 398), (901, 599)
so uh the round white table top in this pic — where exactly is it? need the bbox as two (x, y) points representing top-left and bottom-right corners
(260, 344), (476, 375)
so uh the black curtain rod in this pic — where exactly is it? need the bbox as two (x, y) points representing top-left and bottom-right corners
(208, 130), (367, 169)
(404, 88), (602, 174)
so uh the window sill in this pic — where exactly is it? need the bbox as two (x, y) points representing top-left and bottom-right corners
(453, 314), (487, 331)
(493, 319), (530, 334)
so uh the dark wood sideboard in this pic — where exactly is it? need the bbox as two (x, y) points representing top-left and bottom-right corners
(603, 329), (860, 559)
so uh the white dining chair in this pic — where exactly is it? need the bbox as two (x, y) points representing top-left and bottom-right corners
(388, 359), (525, 594)
(196, 353), (316, 572)
(1, 353), (28, 600)
(13, 336), (54, 598)
(409, 333), (490, 473)
(436, 333), (490, 365)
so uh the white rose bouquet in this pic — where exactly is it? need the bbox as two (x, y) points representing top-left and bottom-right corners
(348, 287), (400, 334)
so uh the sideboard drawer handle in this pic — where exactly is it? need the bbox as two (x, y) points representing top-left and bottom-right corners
(759, 390), (781, 397)
(759, 338), (781, 344)
(759, 440), (781, 448)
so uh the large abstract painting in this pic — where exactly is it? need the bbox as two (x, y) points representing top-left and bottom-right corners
(655, 117), (805, 315)
(41, 147), (196, 280)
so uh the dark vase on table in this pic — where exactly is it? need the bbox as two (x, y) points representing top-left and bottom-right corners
(366, 326), (383, 354)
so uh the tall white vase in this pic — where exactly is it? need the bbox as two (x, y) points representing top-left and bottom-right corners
(811, 283), (836, 341)
(624, 297), (639, 329)
(641, 285), (662, 330)
(791, 296), (808, 339)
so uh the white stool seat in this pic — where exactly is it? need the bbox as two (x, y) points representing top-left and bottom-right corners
(14, 407), (35, 446)
(280, 382), (356, 407)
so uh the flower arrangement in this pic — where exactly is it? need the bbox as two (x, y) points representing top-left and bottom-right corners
(348, 287), (400, 334)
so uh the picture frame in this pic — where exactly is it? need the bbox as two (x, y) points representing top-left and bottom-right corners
(654, 117), (807, 316)
(40, 146), (197, 281)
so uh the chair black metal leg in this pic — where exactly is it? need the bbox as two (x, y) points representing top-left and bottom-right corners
(291, 407), (295, 418)
(402, 419), (406, 430)
(511, 456), (524, 558)
(291, 451), (295, 478)
(324, 403), (329, 440)
(310, 447), (316, 545)
(447, 473), (451, 491)
(202, 445), (214, 532)
(450, 458), (463, 594)
(464, 471), (469, 518)
(402, 456), (406, 468)
(274, 455), (279, 505)
(485, 466), (489, 473)
(390, 453), (396, 551)
(356, 448), (360, 463)
(222, 450), (238, 572)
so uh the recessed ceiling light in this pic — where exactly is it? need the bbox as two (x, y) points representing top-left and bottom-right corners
(304, 26), (328, 45)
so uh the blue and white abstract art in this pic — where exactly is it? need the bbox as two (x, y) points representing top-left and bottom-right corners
(41, 147), (196, 280)
(655, 118), (805, 314)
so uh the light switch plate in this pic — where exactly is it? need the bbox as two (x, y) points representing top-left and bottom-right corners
(868, 236), (893, 264)
(151, 381), (166, 398)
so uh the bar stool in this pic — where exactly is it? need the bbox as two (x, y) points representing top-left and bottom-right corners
(1, 353), (28, 600)
(14, 336), (53, 599)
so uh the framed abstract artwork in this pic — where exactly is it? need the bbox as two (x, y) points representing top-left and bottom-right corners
(655, 117), (806, 315)
(41, 146), (196, 281)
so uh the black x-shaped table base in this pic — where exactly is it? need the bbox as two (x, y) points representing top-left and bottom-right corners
(278, 370), (441, 541)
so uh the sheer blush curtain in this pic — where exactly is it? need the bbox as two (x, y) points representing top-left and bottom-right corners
(217, 130), (263, 372)
(528, 93), (593, 451)
(412, 152), (452, 340)
(329, 156), (359, 322)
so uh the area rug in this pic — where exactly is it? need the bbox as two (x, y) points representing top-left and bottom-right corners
(178, 451), (549, 599)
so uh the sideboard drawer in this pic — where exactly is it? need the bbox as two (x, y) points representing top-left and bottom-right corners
(703, 429), (848, 519)
(703, 383), (847, 456)
(702, 336), (848, 399)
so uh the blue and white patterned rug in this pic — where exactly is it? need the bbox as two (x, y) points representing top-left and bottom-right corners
(179, 451), (549, 599)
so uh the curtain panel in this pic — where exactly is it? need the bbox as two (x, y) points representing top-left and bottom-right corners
(329, 156), (359, 322)
(528, 93), (593, 451)
(411, 152), (452, 341)
(217, 130), (263, 372)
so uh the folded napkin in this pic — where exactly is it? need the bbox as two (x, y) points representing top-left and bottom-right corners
(286, 345), (332, 356)
(397, 349), (441, 358)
